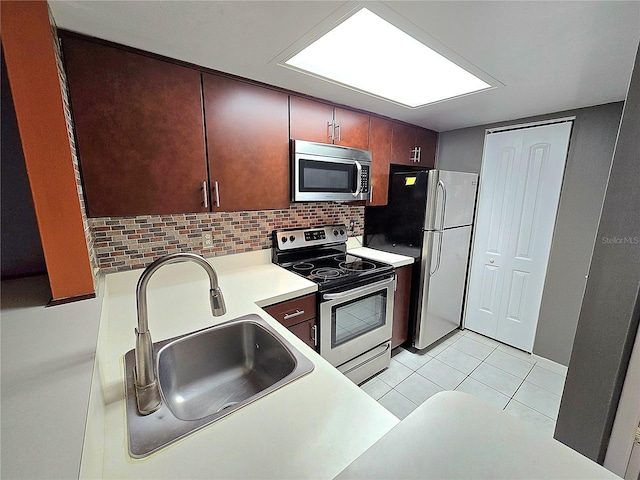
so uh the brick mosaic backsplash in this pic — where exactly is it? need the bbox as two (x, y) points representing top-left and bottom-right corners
(90, 203), (364, 273)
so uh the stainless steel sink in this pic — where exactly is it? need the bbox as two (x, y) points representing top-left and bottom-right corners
(124, 314), (314, 458)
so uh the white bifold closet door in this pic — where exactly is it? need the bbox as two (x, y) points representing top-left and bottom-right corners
(464, 122), (572, 352)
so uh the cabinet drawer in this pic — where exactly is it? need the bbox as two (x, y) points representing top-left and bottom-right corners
(263, 294), (316, 328)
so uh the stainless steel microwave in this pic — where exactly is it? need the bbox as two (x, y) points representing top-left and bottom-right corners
(291, 140), (372, 202)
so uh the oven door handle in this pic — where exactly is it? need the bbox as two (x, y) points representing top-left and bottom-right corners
(322, 276), (394, 300)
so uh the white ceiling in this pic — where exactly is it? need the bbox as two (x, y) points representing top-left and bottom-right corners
(50, 1), (640, 132)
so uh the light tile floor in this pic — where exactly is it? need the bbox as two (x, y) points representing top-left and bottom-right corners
(361, 329), (567, 438)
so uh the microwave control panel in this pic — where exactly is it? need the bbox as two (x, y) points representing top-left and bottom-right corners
(361, 165), (370, 193)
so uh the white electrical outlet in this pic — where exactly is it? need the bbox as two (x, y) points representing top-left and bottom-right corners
(202, 231), (213, 247)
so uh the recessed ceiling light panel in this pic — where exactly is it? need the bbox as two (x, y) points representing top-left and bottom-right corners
(284, 8), (491, 108)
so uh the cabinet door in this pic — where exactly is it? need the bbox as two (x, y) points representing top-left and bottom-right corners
(289, 96), (334, 144)
(392, 265), (413, 348)
(391, 122), (417, 165)
(368, 116), (393, 206)
(62, 36), (209, 217)
(334, 108), (369, 150)
(416, 128), (437, 168)
(288, 318), (318, 350)
(203, 74), (289, 211)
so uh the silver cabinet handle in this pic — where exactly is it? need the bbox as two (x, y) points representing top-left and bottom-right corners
(283, 309), (305, 320)
(335, 122), (341, 142)
(353, 160), (362, 197)
(311, 324), (317, 347)
(214, 181), (220, 208)
(202, 181), (209, 209)
(417, 146), (422, 162)
(327, 121), (334, 141)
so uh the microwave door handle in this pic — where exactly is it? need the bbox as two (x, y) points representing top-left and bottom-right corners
(352, 160), (362, 198)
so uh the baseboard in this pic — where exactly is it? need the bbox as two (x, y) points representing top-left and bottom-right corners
(47, 292), (96, 307)
(532, 354), (568, 376)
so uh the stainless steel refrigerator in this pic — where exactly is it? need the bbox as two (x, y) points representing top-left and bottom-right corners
(364, 169), (478, 350)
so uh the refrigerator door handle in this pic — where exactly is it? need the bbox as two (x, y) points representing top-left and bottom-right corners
(430, 231), (443, 275)
(437, 180), (447, 231)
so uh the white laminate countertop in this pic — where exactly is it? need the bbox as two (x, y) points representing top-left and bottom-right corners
(337, 391), (620, 479)
(88, 248), (399, 479)
(346, 238), (415, 268)
(1, 275), (103, 480)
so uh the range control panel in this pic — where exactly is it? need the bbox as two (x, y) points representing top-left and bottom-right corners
(275, 225), (348, 251)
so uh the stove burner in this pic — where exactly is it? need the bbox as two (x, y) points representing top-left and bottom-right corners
(310, 267), (343, 281)
(339, 259), (377, 272)
(292, 262), (314, 271)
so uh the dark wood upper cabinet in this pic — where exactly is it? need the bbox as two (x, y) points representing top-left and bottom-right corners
(368, 116), (393, 206)
(202, 74), (290, 211)
(61, 33), (435, 217)
(391, 122), (417, 166)
(289, 96), (334, 144)
(290, 96), (369, 150)
(415, 128), (437, 168)
(391, 121), (437, 167)
(333, 107), (370, 150)
(61, 36), (209, 217)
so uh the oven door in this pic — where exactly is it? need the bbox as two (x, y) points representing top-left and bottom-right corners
(319, 275), (394, 367)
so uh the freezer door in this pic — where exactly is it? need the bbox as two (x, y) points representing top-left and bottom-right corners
(430, 171), (479, 230)
(415, 226), (472, 350)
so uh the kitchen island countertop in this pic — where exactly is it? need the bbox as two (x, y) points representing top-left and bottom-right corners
(338, 391), (619, 479)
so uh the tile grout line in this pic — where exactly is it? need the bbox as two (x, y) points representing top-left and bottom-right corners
(372, 335), (565, 425)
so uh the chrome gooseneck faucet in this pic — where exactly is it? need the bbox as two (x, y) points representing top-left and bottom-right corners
(134, 252), (227, 415)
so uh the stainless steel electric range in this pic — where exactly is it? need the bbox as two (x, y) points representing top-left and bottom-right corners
(272, 225), (395, 384)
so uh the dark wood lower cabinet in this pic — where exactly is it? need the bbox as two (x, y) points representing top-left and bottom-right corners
(287, 318), (317, 350)
(392, 265), (413, 348)
(263, 294), (317, 350)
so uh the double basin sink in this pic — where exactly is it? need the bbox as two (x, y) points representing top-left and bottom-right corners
(124, 314), (314, 458)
